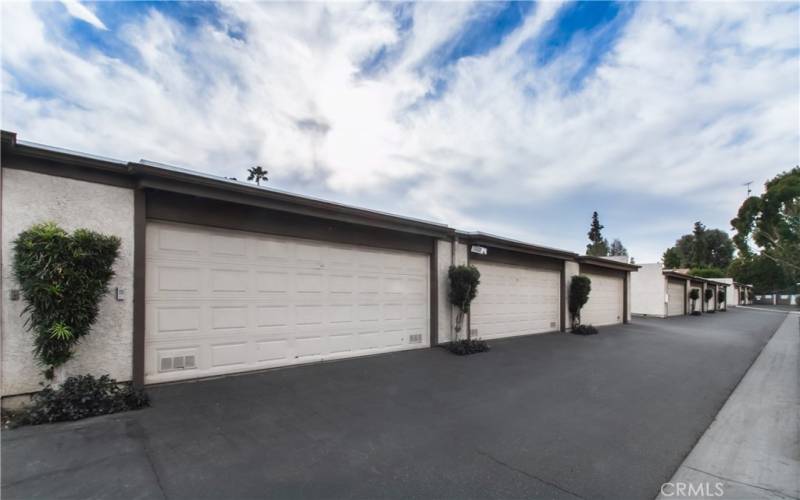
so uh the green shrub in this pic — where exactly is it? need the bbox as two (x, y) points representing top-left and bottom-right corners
(689, 267), (726, 278)
(689, 288), (700, 313)
(444, 339), (490, 355)
(12, 223), (120, 377)
(572, 324), (598, 336)
(718, 290), (726, 311)
(448, 265), (480, 338)
(12, 375), (148, 427)
(569, 276), (592, 329)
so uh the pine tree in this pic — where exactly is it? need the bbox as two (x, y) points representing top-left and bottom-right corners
(586, 212), (609, 256)
(609, 239), (628, 256)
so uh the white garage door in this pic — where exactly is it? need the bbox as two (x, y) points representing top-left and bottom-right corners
(470, 261), (561, 340)
(145, 221), (429, 384)
(667, 280), (685, 316)
(580, 272), (624, 326)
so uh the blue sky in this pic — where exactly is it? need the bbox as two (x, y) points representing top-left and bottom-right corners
(2, 1), (798, 261)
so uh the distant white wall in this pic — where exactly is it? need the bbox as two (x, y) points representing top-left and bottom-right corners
(631, 263), (667, 317)
(2, 169), (135, 397)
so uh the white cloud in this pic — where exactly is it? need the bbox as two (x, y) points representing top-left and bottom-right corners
(1, 1), (797, 261)
(60, 0), (107, 30)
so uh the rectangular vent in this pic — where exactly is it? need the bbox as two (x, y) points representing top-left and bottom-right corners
(550, 322), (556, 328)
(158, 354), (197, 373)
(409, 334), (423, 344)
(470, 328), (478, 337)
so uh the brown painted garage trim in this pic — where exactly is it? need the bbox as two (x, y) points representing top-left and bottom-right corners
(430, 240), (439, 346)
(623, 274), (629, 323)
(560, 266), (566, 332)
(146, 190), (436, 255)
(459, 232), (577, 261)
(578, 263), (626, 279)
(469, 245), (564, 271)
(132, 189), (146, 388)
(576, 255), (639, 272)
(135, 167), (450, 239)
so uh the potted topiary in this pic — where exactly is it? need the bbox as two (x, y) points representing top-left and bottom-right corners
(445, 264), (487, 355)
(704, 288), (715, 313)
(569, 276), (597, 335)
(689, 288), (701, 315)
(718, 289), (727, 312)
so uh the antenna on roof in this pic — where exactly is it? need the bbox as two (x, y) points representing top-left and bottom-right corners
(743, 181), (753, 198)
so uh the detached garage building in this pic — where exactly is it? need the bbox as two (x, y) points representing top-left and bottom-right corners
(1, 131), (638, 399)
(631, 264), (730, 317)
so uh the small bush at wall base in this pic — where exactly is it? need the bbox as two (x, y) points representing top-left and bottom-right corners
(706, 310), (715, 314)
(691, 311), (702, 316)
(444, 339), (490, 355)
(572, 325), (598, 336)
(10, 375), (148, 427)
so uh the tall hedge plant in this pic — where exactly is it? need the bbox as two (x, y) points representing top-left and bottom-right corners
(448, 265), (480, 339)
(569, 275), (592, 329)
(12, 222), (120, 378)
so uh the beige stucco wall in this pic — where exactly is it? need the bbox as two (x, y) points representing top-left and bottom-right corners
(435, 240), (469, 344)
(563, 260), (580, 329)
(1, 169), (135, 396)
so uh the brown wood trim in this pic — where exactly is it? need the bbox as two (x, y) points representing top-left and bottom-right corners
(429, 240), (438, 346)
(623, 273), (629, 324)
(147, 190), (435, 255)
(132, 189), (146, 387)
(684, 280), (688, 315)
(560, 265), (566, 332)
(469, 245), (564, 271)
(579, 263), (627, 278)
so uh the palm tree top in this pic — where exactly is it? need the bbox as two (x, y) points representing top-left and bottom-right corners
(247, 166), (268, 185)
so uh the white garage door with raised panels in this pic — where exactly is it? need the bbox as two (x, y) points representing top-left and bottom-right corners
(470, 261), (560, 340)
(667, 280), (685, 316)
(145, 221), (429, 384)
(580, 272), (624, 326)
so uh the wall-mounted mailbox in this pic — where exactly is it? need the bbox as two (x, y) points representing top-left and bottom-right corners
(470, 245), (488, 255)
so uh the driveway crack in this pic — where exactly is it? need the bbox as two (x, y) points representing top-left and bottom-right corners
(684, 465), (799, 500)
(475, 448), (585, 499)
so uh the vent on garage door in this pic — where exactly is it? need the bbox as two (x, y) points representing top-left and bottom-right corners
(409, 334), (423, 344)
(159, 353), (197, 372)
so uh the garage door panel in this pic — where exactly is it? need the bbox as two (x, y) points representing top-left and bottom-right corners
(580, 272), (623, 326)
(471, 261), (560, 340)
(145, 221), (430, 383)
(667, 280), (685, 316)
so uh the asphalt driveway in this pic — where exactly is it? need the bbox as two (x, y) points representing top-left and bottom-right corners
(2, 308), (787, 500)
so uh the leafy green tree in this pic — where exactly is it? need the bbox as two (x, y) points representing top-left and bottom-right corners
(662, 247), (682, 268)
(586, 212), (609, 256)
(247, 166), (269, 186)
(662, 223), (734, 269)
(728, 255), (795, 293)
(609, 239), (628, 257)
(731, 166), (799, 279)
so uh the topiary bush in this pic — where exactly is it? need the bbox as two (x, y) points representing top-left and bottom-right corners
(569, 275), (592, 330)
(12, 222), (120, 378)
(448, 264), (480, 339)
(704, 288), (715, 313)
(689, 288), (700, 313)
(718, 290), (726, 311)
(10, 375), (148, 427)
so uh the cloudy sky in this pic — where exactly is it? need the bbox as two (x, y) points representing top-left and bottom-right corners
(2, 1), (798, 262)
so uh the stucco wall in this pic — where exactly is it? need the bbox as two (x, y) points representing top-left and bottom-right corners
(2, 169), (135, 396)
(435, 239), (453, 344)
(631, 263), (667, 317)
